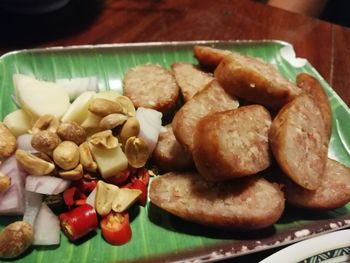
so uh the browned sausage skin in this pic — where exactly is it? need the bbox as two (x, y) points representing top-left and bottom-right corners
(171, 62), (214, 102)
(172, 79), (239, 153)
(152, 124), (193, 172)
(215, 52), (301, 110)
(193, 45), (232, 71)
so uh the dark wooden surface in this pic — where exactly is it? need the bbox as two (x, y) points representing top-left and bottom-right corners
(1, 0), (349, 106)
(0, 1), (349, 262)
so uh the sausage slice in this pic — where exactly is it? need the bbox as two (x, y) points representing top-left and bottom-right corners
(193, 45), (232, 70)
(269, 94), (329, 190)
(172, 79), (239, 153)
(149, 172), (285, 230)
(123, 64), (179, 113)
(296, 73), (332, 139)
(215, 52), (301, 110)
(171, 62), (214, 101)
(152, 124), (193, 172)
(193, 105), (272, 181)
(283, 158), (350, 210)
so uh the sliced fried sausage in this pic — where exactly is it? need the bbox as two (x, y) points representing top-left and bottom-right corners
(283, 158), (350, 210)
(269, 94), (328, 190)
(193, 105), (271, 181)
(123, 64), (179, 113)
(149, 172), (285, 230)
(171, 62), (214, 102)
(152, 124), (193, 172)
(193, 45), (232, 70)
(296, 73), (332, 139)
(215, 52), (301, 110)
(172, 79), (239, 153)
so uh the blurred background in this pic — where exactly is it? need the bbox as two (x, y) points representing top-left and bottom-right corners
(0, 0), (348, 49)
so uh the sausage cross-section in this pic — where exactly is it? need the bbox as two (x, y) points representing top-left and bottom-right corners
(171, 62), (214, 102)
(172, 79), (239, 153)
(283, 158), (350, 210)
(296, 73), (332, 139)
(193, 105), (272, 181)
(149, 172), (285, 230)
(152, 124), (193, 172)
(123, 64), (179, 113)
(269, 94), (329, 190)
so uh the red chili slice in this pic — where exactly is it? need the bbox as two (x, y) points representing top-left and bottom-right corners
(106, 169), (131, 186)
(59, 204), (98, 241)
(137, 168), (150, 185)
(63, 187), (87, 207)
(100, 211), (132, 245)
(73, 178), (97, 194)
(130, 178), (148, 206)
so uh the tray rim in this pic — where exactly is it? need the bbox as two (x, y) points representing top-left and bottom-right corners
(0, 39), (349, 263)
(0, 39), (294, 59)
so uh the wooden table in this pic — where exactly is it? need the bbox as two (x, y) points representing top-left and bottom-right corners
(1, 0), (350, 106)
(0, 0), (349, 261)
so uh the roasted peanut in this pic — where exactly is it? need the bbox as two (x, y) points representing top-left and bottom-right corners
(111, 188), (141, 213)
(0, 172), (11, 193)
(15, 149), (55, 176)
(59, 164), (84, 181)
(0, 122), (17, 159)
(124, 136), (149, 168)
(88, 130), (119, 149)
(53, 141), (80, 170)
(57, 121), (86, 145)
(0, 221), (33, 259)
(31, 115), (59, 134)
(95, 180), (119, 216)
(99, 113), (127, 130)
(31, 130), (60, 153)
(120, 117), (140, 144)
(79, 142), (97, 172)
(116, 96), (136, 117)
(89, 98), (125, 117)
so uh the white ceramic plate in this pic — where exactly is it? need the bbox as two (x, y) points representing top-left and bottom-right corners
(260, 229), (350, 263)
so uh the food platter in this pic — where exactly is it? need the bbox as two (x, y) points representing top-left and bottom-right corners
(0, 40), (349, 262)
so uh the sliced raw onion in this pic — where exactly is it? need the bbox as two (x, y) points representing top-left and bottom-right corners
(33, 203), (60, 245)
(86, 187), (96, 208)
(56, 77), (99, 101)
(0, 185), (24, 215)
(0, 156), (26, 215)
(23, 191), (43, 226)
(26, 176), (71, 195)
(136, 107), (163, 154)
(17, 134), (37, 153)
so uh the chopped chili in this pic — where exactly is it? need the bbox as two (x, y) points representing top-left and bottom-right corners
(59, 204), (98, 241)
(129, 178), (148, 206)
(100, 211), (132, 245)
(73, 178), (98, 194)
(63, 187), (87, 207)
(105, 169), (131, 186)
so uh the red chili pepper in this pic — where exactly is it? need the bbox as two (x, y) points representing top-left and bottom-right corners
(130, 178), (148, 206)
(137, 168), (150, 185)
(100, 211), (132, 245)
(73, 178), (97, 194)
(63, 187), (87, 207)
(59, 204), (98, 241)
(106, 169), (131, 186)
